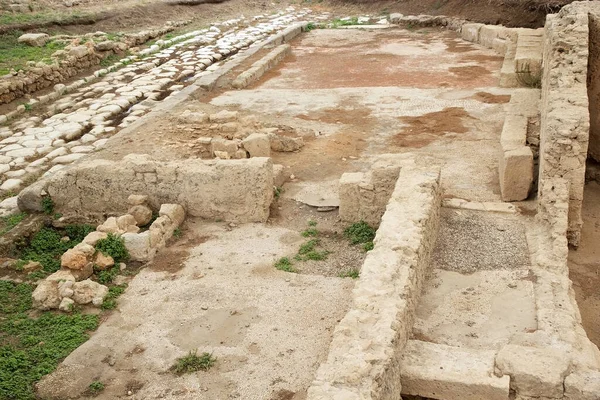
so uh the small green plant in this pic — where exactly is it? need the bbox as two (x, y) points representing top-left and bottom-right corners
(99, 54), (120, 67)
(274, 186), (283, 199)
(306, 22), (316, 31)
(173, 228), (182, 238)
(308, 220), (317, 227)
(97, 266), (119, 285)
(88, 381), (105, 395)
(101, 284), (127, 310)
(23, 102), (32, 112)
(95, 233), (129, 263)
(171, 350), (216, 374)
(344, 221), (376, 245)
(339, 268), (360, 279)
(274, 257), (296, 273)
(0, 211), (26, 235)
(363, 241), (374, 251)
(295, 239), (328, 261)
(41, 196), (54, 215)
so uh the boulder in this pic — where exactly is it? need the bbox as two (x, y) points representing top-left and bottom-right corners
(59, 297), (75, 312)
(95, 41), (117, 52)
(83, 231), (108, 246)
(122, 231), (154, 262)
(68, 45), (89, 58)
(127, 194), (148, 206)
(242, 133), (271, 157)
(61, 248), (89, 270)
(69, 262), (93, 281)
(46, 269), (76, 282)
(22, 261), (42, 273)
(269, 133), (304, 152)
(94, 252), (114, 270)
(32, 280), (61, 310)
(58, 280), (74, 298)
(97, 217), (120, 234)
(18, 33), (50, 47)
(159, 204), (185, 227)
(128, 205), (153, 226)
(72, 279), (108, 305)
(116, 214), (138, 232)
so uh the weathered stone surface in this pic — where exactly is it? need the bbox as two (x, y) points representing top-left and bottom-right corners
(564, 370), (600, 400)
(159, 204), (185, 226)
(46, 269), (76, 282)
(127, 194), (149, 206)
(18, 33), (50, 47)
(128, 205), (153, 226)
(94, 252), (114, 270)
(209, 110), (238, 123)
(308, 164), (442, 399)
(211, 137), (238, 156)
(97, 217), (120, 234)
(22, 155), (274, 223)
(242, 133), (271, 157)
(499, 147), (533, 202)
(69, 262), (93, 281)
(401, 340), (510, 400)
(82, 231), (107, 246)
(495, 344), (569, 398)
(461, 23), (483, 42)
(32, 280), (61, 310)
(116, 214), (138, 231)
(269, 133), (303, 152)
(59, 297), (75, 312)
(61, 247), (90, 270)
(72, 279), (108, 305)
(122, 231), (154, 262)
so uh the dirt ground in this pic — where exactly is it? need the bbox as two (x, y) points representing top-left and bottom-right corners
(569, 181), (600, 348)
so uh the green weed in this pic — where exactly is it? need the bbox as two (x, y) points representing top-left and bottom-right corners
(274, 257), (296, 273)
(344, 221), (376, 245)
(41, 197), (54, 215)
(100, 284), (127, 310)
(339, 268), (360, 279)
(95, 233), (129, 264)
(0, 212), (26, 236)
(171, 350), (216, 374)
(0, 280), (98, 400)
(88, 381), (104, 395)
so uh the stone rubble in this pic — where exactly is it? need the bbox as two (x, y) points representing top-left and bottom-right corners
(0, 7), (313, 204)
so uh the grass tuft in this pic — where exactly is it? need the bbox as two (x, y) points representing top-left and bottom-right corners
(171, 350), (216, 374)
(274, 257), (296, 273)
(344, 221), (376, 251)
(95, 233), (129, 264)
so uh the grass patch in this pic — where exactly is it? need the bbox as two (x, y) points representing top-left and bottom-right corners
(99, 53), (120, 68)
(0, 212), (26, 236)
(171, 350), (216, 374)
(274, 257), (296, 273)
(344, 221), (375, 252)
(95, 233), (129, 264)
(0, 31), (66, 76)
(0, 280), (98, 400)
(88, 381), (104, 395)
(295, 238), (328, 261)
(100, 284), (127, 310)
(41, 197), (54, 215)
(339, 268), (360, 279)
(173, 228), (182, 238)
(96, 266), (118, 285)
(18, 224), (94, 273)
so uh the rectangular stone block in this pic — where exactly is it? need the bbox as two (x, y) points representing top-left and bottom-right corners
(461, 23), (483, 43)
(499, 147), (533, 201)
(479, 25), (506, 49)
(401, 340), (510, 400)
(500, 114), (528, 151)
(338, 172), (363, 223)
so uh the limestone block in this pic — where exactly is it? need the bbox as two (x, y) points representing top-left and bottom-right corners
(159, 204), (185, 227)
(209, 110), (238, 123)
(499, 147), (533, 202)
(72, 279), (109, 305)
(213, 150), (230, 159)
(495, 344), (570, 398)
(242, 133), (271, 157)
(127, 194), (148, 206)
(500, 115), (528, 151)
(273, 164), (287, 188)
(128, 204), (153, 226)
(59, 297), (75, 312)
(122, 231), (155, 262)
(401, 340), (510, 400)
(564, 370), (600, 400)
(69, 262), (93, 281)
(61, 247), (90, 270)
(32, 280), (61, 310)
(211, 137), (238, 157)
(18, 33), (50, 47)
(46, 269), (76, 282)
(94, 252), (114, 270)
(269, 133), (303, 152)
(82, 231), (107, 246)
(97, 217), (120, 234)
(479, 25), (506, 49)
(461, 23), (483, 43)
(339, 172), (363, 223)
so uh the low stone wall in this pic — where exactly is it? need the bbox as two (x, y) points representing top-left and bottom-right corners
(307, 164), (442, 399)
(232, 44), (291, 89)
(17, 154), (274, 223)
(538, 2), (593, 247)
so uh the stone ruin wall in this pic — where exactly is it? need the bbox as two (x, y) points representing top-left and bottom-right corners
(538, 3), (592, 247)
(308, 164), (442, 399)
(17, 154), (274, 223)
(588, 11), (600, 162)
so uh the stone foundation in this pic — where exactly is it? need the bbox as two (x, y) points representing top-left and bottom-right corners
(307, 164), (442, 399)
(17, 154), (274, 223)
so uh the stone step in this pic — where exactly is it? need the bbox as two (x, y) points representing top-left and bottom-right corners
(499, 41), (518, 88)
(400, 340), (510, 400)
(514, 28), (544, 75)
